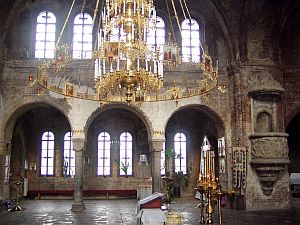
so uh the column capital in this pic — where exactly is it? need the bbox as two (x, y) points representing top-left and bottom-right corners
(149, 138), (165, 152)
(72, 136), (85, 152)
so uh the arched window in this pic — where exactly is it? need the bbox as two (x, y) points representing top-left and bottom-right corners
(35, 11), (56, 59)
(147, 16), (165, 60)
(161, 143), (166, 175)
(174, 133), (187, 174)
(63, 132), (75, 176)
(119, 132), (133, 176)
(40, 131), (55, 176)
(73, 13), (93, 59)
(97, 132), (111, 176)
(181, 19), (200, 63)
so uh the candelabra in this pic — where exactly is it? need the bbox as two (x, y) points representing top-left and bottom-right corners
(195, 136), (222, 225)
(9, 180), (23, 211)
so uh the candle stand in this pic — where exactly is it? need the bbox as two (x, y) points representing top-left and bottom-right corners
(10, 180), (23, 211)
(195, 136), (223, 225)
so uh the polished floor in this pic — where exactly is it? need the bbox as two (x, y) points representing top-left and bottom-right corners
(0, 197), (300, 225)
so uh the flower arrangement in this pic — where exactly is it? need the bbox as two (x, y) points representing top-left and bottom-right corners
(225, 190), (236, 201)
(224, 190), (236, 208)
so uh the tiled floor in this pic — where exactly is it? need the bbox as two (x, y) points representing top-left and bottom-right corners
(0, 197), (300, 225)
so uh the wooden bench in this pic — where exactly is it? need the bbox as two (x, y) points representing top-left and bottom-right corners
(27, 190), (74, 199)
(27, 189), (137, 199)
(83, 189), (137, 198)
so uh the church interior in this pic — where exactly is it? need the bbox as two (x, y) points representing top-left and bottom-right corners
(0, 0), (300, 224)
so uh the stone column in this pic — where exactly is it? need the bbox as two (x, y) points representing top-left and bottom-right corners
(150, 139), (164, 193)
(71, 136), (85, 212)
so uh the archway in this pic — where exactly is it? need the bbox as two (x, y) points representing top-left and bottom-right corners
(7, 104), (71, 199)
(85, 107), (151, 193)
(286, 112), (300, 173)
(165, 105), (225, 197)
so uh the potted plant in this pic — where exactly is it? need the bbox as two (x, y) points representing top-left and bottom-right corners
(164, 147), (176, 176)
(116, 160), (129, 177)
(225, 190), (236, 209)
(173, 171), (189, 197)
(162, 176), (175, 204)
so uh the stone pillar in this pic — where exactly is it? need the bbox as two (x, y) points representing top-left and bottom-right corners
(71, 136), (85, 212)
(150, 139), (164, 193)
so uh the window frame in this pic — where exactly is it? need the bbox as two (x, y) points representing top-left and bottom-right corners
(40, 130), (55, 176)
(97, 131), (112, 177)
(63, 131), (75, 177)
(173, 132), (188, 175)
(119, 131), (134, 176)
(34, 11), (57, 59)
(161, 142), (166, 175)
(181, 18), (201, 63)
(147, 16), (166, 60)
(72, 12), (93, 59)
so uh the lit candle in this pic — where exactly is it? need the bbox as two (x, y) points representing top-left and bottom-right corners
(117, 58), (120, 71)
(123, 0), (126, 13)
(132, 23), (134, 39)
(143, 27), (147, 42)
(127, 58), (130, 70)
(103, 61), (106, 74)
(160, 62), (164, 77)
(137, 58), (140, 71)
(99, 59), (102, 78)
(154, 60), (157, 74)
(134, 0), (136, 15)
(145, 59), (148, 71)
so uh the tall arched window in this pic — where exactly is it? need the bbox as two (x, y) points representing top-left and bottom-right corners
(73, 13), (93, 59)
(147, 16), (165, 60)
(119, 132), (133, 176)
(174, 133), (187, 174)
(40, 131), (55, 176)
(97, 132), (111, 176)
(35, 11), (56, 59)
(161, 143), (166, 175)
(181, 19), (200, 63)
(63, 132), (75, 176)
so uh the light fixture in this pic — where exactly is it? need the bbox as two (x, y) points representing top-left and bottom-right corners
(32, 0), (221, 104)
(196, 135), (222, 225)
(138, 154), (148, 165)
(94, 0), (163, 103)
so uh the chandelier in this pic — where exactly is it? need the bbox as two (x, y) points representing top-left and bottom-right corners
(32, 0), (221, 104)
(94, 0), (163, 103)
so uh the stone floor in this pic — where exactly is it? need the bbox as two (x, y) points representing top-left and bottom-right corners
(0, 197), (300, 225)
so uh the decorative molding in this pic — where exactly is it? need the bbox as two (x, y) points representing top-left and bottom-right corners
(249, 133), (289, 159)
(249, 132), (289, 195)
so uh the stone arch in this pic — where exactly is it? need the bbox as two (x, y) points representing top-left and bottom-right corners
(286, 112), (300, 173)
(164, 104), (226, 196)
(83, 104), (153, 189)
(2, 101), (72, 198)
(164, 104), (225, 137)
(285, 105), (300, 128)
(202, 0), (236, 64)
(2, 100), (72, 143)
(85, 103), (153, 141)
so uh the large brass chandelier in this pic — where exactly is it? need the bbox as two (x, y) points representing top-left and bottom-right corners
(32, 0), (221, 104)
(94, 0), (163, 103)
